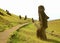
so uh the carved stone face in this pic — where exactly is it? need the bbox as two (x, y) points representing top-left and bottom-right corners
(38, 5), (45, 12)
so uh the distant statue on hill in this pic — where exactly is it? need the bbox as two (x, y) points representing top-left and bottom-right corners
(6, 10), (11, 16)
(35, 5), (49, 40)
(24, 15), (27, 20)
(32, 18), (34, 23)
(19, 15), (22, 19)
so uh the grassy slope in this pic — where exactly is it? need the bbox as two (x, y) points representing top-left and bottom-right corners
(47, 19), (60, 34)
(8, 20), (60, 43)
(0, 8), (31, 32)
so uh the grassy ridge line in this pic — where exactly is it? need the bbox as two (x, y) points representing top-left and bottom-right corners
(0, 8), (18, 32)
(0, 8), (32, 32)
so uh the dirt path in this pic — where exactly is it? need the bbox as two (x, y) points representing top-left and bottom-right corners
(0, 23), (29, 43)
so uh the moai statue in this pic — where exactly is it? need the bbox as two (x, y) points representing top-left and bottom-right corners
(19, 15), (22, 19)
(6, 10), (11, 16)
(24, 15), (27, 20)
(36, 5), (49, 40)
(32, 18), (34, 23)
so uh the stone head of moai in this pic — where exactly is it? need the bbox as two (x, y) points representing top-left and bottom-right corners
(38, 5), (45, 13)
(38, 5), (46, 21)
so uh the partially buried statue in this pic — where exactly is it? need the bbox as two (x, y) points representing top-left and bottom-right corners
(35, 5), (49, 40)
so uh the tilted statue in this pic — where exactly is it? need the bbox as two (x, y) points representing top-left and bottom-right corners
(35, 5), (49, 40)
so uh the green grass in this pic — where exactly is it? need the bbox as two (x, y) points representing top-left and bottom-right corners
(0, 8), (60, 43)
(8, 20), (60, 43)
(0, 8), (32, 32)
(47, 19), (60, 34)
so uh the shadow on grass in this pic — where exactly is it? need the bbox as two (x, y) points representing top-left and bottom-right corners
(46, 39), (60, 43)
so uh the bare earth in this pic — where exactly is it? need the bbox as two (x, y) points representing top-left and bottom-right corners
(0, 23), (29, 43)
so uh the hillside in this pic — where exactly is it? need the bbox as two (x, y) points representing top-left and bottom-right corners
(47, 19), (60, 34)
(8, 20), (60, 43)
(0, 8), (60, 43)
(0, 8), (32, 32)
